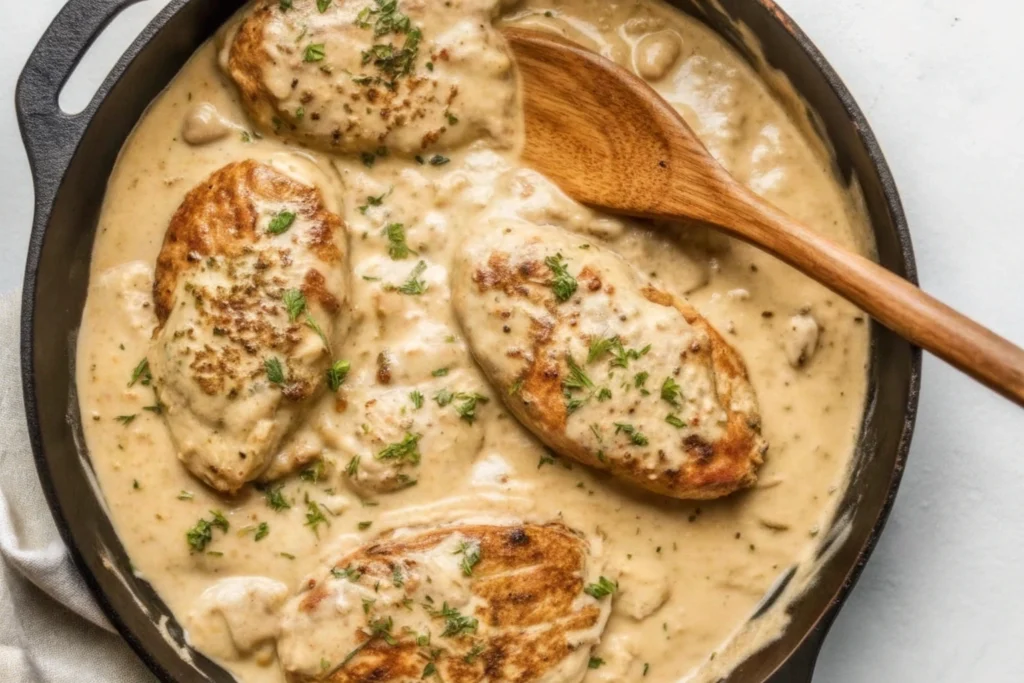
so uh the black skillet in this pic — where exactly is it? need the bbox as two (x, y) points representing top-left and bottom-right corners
(16, 0), (920, 680)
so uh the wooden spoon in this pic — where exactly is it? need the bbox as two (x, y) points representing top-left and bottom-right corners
(503, 27), (1024, 407)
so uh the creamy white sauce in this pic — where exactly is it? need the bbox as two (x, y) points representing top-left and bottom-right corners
(76, 0), (872, 681)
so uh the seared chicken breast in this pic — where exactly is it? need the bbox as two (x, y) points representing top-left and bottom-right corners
(150, 160), (348, 493)
(277, 522), (611, 682)
(222, 0), (517, 157)
(451, 220), (768, 500)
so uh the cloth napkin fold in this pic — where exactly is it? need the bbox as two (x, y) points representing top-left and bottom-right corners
(0, 291), (155, 682)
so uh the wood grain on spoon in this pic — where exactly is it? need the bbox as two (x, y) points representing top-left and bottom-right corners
(503, 27), (1024, 407)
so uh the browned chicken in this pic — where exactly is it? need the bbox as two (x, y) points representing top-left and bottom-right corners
(150, 160), (348, 493)
(451, 219), (768, 500)
(222, 0), (517, 157)
(277, 522), (612, 682)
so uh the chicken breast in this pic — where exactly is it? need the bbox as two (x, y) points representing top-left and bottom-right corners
(150, 160), (348, 493)
(451, 220), (768, 499)
(277, 522), (611, 682)
(222, 0), (517, 157)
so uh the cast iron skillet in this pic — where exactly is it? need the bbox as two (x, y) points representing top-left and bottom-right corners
(16, 0), (920, 680)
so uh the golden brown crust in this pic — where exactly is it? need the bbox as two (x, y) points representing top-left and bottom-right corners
(285, 523), (606, 683)
(456, 223), (767, 501)
(154, 159), (342, 324)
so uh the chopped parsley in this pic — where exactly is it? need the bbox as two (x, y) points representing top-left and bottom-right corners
(597, 387), (612, 401)
(128, 358), (152, 388)
(267, 210), (297, 234)
(464, 643), (486, 663)
(584, 576), (618, 599)
(538, 454), (556, 469)
(509, 377), (524, 396)
(392, 564), (405, 587)
(589, 656), (605, 669)
(410, 390), (424, 409)
(358, 521), (373, 530)
(666, 414), (686, 428)
(346, 455), (361, 477)
(432, 367), (449, 377)
(304, 500), (330, 536)
(634, 371), (650, 393)
(177, 490), (194, 501)
(265, 357), (286, 385)
(396, 260), (428, 295)
(300, 459), (326, 483)
(331, 565), (362, 581)
(358, 188), (391, 214)
(564, 356), (593, 392)
(428, 154), (450, 166)
(383, 222), (415, 259)
(544, 253), (577, 302)
(303, 43), (327, 63)
(587, 337), (617, 364)
(590, 336), (650, 369)
(282, 289), (306, 321)
(454, 540), (481, 576)
(317, 0), (332, 12)
(563, 355), (594, 414)
(326, 360), (351, 391)
(434, 388), (454, 407)
(115, 414), (137, 426)
(278, 0), (292, 10)
(661, 376), (682, 407)
(376, 432), (421, 465)
(186, 510), (229, 553)
(435, 603), (479, 638)
(263, 484), (291, 511)
(454, 393), (489, 424)
(253, 522), (270, 541)
(614, 423), (649, 446)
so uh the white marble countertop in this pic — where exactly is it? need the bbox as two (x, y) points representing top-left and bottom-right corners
(2, 1), (1022, 681)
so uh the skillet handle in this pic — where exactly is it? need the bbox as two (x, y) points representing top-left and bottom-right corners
(767, 625), (828, 683)
(15, 0), (141, 209)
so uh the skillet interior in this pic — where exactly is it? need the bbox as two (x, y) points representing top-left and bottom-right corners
(16, 0), (919, 681)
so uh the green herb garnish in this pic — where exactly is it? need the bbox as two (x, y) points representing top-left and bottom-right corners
(265, 357), (286, 385)
(304, 43), (326, 62)
(128, 358), (152, 387)
(584, 576), (618, 599)
(283, 289), (306, 321)
(395, 260), (428, 295)
(267, 210), (297, 234)
(454, 540), (481, 576)
(264, 485), (291, 511)
(326, 360), (351, 392)
(376, 432), (421, 464)
(614, 423), (649, 446)
(661, 376), (682, 407)
(544, 253), (577, 302)
(383, 222), (414, 260)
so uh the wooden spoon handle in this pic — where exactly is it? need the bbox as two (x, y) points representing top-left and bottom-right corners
(721, 194), (1024, 406)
